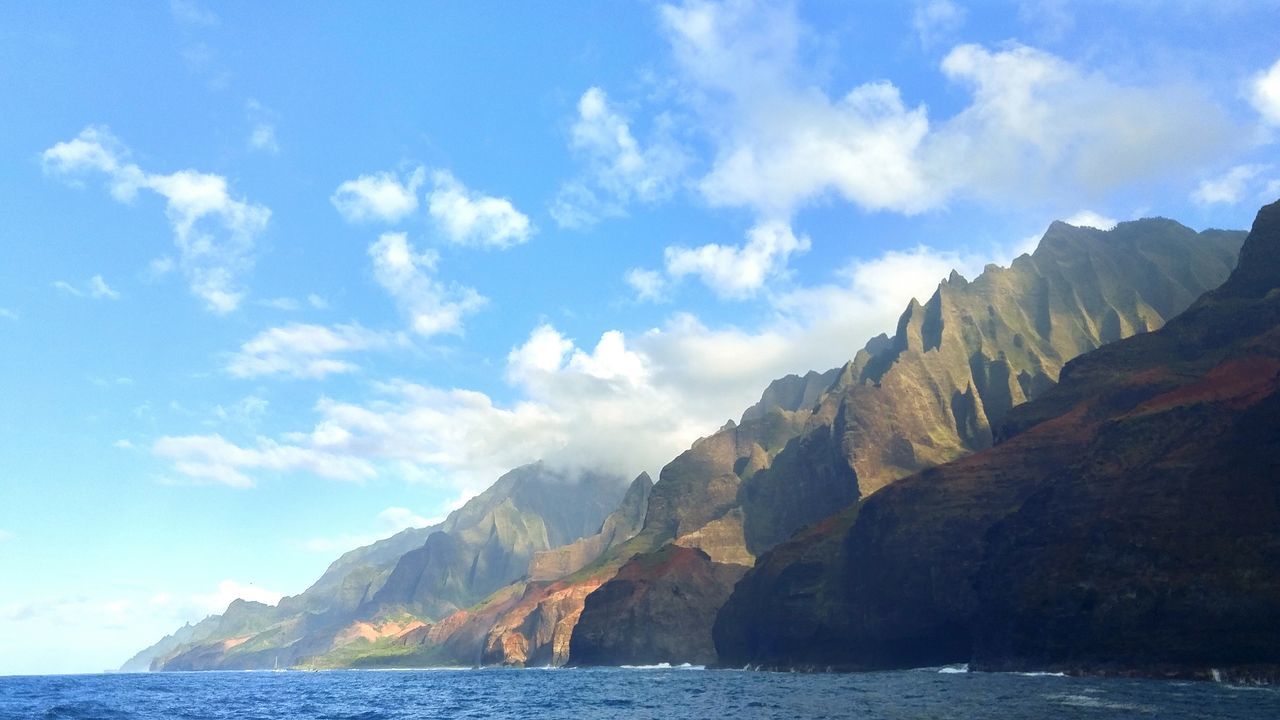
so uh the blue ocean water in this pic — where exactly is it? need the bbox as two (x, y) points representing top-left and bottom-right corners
(0, 666), (1276, 720)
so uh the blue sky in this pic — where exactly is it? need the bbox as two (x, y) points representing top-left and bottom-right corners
(2, 0), (1279, 675)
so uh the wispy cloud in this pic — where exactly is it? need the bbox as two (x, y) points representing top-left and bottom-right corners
(227, 322), (402, 379)
(53, 274), (121, 300)
(1192, 164), (1270, 205)
(552, 87), (687, 229)
(246, 100), (280, 154)
(169, 0), (218, 27)
(43, 126), (270, 313)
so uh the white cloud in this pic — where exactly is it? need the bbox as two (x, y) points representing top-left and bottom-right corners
(189, 580), (282, 615)
(249, 124), (279, 154)
(625, 267), (668, 302)
(307, 293), (329, 310)
(0, 530), (11, 542)
(246, 99), (280, 154)
(1250, 57), (1280, 126)
(43, 126), (270, 314)
(153, 433), (377, 487)
(212, 395), (269, 427)
(930, 43), (1230, 203)
(154, 238), (1002, 493)
(1061, 209), (1117, 231)
(331, 167), (425, 224)
(53, 275), (121, 300)
(148, 256), (176, 278)
(913, 0), (966, 51)
(259, 297), (301, 310)
(52, 281), (82, 297)
(0, 308), (17, 321)
(1192, 164), (1269, 205)
(113, 439), (134, 450)
(88, 274), (120, 300)
(427, 170), (532, 249)
(657, 2), (1232, 218)
(369, 232), (487, 337)
(227, 322), (401, 379)
(663, 220), (810, 298)
(552, 87), (687, 228)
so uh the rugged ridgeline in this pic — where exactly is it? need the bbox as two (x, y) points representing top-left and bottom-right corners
(137, 462), (633, 671)
(567, 218), (1245, 666)
(714, 200), (1280, 680)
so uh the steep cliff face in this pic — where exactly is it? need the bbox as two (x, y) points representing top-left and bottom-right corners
(646, 218), (1244, 566)
(528, 473), (652, 581)
(151, 462), (628, 671)
(715, 201), (1280, 679)
(566, 218), (1243, 667)
(569, 546), (748, 667)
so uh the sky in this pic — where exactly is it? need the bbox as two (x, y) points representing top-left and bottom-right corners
(1, 0), (1279, 675)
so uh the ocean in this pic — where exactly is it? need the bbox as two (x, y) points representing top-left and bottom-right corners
(1, 666), (1276, 719)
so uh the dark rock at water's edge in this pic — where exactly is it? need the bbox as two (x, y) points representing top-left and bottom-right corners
(569, 545), (747, 667)
(714, 199), (1280, 680)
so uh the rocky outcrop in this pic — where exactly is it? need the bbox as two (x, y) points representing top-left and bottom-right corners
(480, 576), (610, 666)
(569, 546), (748, 666)
(714, 200), (1280, 679)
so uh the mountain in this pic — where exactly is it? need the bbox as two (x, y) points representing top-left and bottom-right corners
(713, 200), (1280, 680)
(146, 462), (629, 670)
(566, 217), (1245, 666)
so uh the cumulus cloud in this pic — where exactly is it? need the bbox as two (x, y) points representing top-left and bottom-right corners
(154, 238), (1009, 493)
(427, 170), (532, 249)
(331, 167), (425, 224)
(552, 87), (687, 228)
(1192, 164), (1270, 205)
(227, 322), (401, 379)
(369, 232), (487, 337)
(43, 126), (270, 313)
(657, 1), (1233, 217)
(664, 220), (810, 298)
(1251, 57), (1280, 126)
(630, 2), (1234, 298)
(53, 275), (121, 300)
